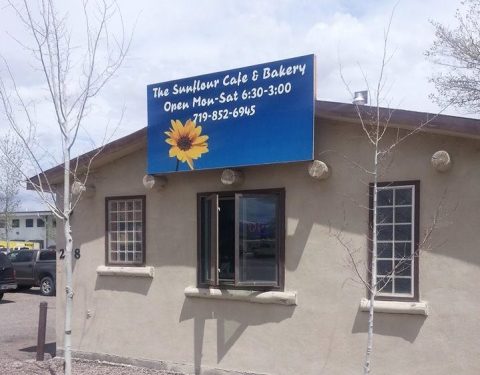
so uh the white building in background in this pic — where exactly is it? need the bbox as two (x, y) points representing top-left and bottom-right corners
(0, 211), (56, 249)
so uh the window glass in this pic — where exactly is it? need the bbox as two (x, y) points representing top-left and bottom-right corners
(377, 242), (392, 258)
(377, 207), (393, 223)
(0, 220), (5, 229)
(373, 184), (417, 299)
(0, 253), (12, 267)
(376, 225), (393, 241)
(238, 195), (278, 285)
(199, 189), (284, 289)
(7, 252), (18, 262)
(395, 207), (411, 223)
(39, 251), (56, 261)
(377, 189), (393, 206)
(37, 219), (45, 227)
(200, 195), (217, 284)
(11, 251), (34, 262)
(218, 198), (235, 282)
(12, 219), (19, 228)
(394, 242), (411, 258)
(395, 189), (412, 205)
(106, 197), (145, 265)
(26, 219), (34, 228)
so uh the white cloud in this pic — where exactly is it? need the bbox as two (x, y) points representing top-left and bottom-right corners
(0, 0), (471, 209)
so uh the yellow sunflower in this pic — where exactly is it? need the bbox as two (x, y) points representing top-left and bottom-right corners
(165, 119), (209, 170)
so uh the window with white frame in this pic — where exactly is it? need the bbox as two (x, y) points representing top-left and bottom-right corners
(105, 196), (145, 266)
(370, 181), (419, 300)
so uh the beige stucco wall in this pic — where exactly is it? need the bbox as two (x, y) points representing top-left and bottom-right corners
(55, 120), (480, 375)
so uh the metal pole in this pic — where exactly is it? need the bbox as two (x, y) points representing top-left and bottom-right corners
(36, 301), (48, 361)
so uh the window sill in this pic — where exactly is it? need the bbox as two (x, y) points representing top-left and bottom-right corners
(96, 265), (154, 278)
(359, 298), (428, 316)
(184, 286), (297, 306)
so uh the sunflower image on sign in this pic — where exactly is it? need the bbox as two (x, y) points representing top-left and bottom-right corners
(165, 119), (209, 170)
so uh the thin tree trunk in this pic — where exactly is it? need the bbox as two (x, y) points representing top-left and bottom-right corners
(363, 147), (378, 375)
(63, 143), (73, 375)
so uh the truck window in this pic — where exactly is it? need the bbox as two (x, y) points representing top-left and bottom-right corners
(0, 253), (12, 267)
(39, 251), (56, 261)
(12, 251), (34, 262)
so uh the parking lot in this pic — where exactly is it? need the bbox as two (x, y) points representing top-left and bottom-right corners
(0, 288), (56, 361)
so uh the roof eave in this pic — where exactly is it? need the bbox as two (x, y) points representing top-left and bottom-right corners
(28, 101), (480, 186)
(27, 127), (147, 189)
(316, 101), (480, 139)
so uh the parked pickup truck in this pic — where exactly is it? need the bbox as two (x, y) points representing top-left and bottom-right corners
(0, 252), (17, 302)
(7, 250), (56, 296)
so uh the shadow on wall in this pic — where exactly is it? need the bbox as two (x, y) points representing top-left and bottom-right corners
(93, 275), (153, 295)
(351, 308), (426, 343)
(179, 298), (295, 374)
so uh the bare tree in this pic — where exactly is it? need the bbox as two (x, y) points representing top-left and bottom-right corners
(0, 1), (131, 373)
(426, 0), (480, 113)
(334, 8), (448, 375)
(0, 133), (23, 252)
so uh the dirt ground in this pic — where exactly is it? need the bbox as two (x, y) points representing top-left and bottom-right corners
(0, 290), (186, 374)
(0, 288), (56, 361)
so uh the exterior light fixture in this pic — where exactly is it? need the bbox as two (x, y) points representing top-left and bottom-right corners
(143, 174), (168, 190)
(353, 90), (368, 105)
(431, 150), (452, 172)
(221, 169), (244, 186)
(308, 160), (330, 180)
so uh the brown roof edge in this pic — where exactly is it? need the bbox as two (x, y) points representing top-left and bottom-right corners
(28, 100), (480, 186)
(27, 127), (147, 189)
(316, 100), (480, 139)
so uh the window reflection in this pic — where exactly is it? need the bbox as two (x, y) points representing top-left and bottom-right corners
(239, 195), (278, 284)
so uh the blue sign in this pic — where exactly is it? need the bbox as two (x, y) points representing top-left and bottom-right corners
(147, 55), (315, 173)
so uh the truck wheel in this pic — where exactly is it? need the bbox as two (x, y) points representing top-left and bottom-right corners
(0, 293), (3, 302)
(40, 276), (55, 296)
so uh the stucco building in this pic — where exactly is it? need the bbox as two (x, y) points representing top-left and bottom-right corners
(36, 100), (480, 374)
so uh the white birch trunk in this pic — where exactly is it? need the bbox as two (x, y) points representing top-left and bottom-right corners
(363, 145), (378, 375)
(63, 142), (73, 375)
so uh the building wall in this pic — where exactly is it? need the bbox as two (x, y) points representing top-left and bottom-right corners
(55, 120), (480, 375)
(0, 212), (56, 249)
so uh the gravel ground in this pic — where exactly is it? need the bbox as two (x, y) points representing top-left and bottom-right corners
(0, 357), (187, 375)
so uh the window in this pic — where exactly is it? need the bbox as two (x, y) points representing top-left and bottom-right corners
(0, 253), (12, 267)
(39, 251), (56, 261)
(0, 220), (5, 229)
(37, 219), (45, 227)
(105, 196), (146, 266)
(9, 250), (34, 263)
(12, 219), (19, 228)
(25, 219), (34, 228)
(198, 189), (285, 290)
(369, 181), (419, 301)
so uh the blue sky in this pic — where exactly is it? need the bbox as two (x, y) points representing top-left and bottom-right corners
(0, 0), (467, 209)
